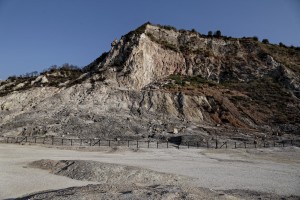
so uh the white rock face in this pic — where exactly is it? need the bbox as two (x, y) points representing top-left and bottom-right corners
(14, 83), (26, 90)
(0, 81), (211, 137)
(95, 24), (286, 90)
(0, 24), (299, 138)
(41, 76), (49, 83)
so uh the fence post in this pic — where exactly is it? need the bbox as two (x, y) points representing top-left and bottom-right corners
(35, 137), (37, 144)
(137, 140), (139, 149)
(128, 140), (129, 147)
(263, 142), (265, 148)
(109, 140), (110, 147)
(148, 141), (150, 148)
(197, 142), (199, 149)
(62, 139), (64, 146)
(188, 141), (190, 149)
(157, 141), (158, 149)
(99, 140), (101, 147)
(6, 137), (9, 143)
(25, 136), (28, 143)
(70, 139), (73, 146)
(226, 142), (227, 149)
(215, 139), (218, 149)
(167, 141), (168, 148)
(80, 139), (82, 146)
(273, 141), (275, 147)
(291, 140), (293, 146)
(234, 142), (236, 149)
(244, 142), (246, 148)
(282, 141), (284, 147)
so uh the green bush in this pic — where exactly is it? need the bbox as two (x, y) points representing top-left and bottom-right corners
(169, 74), (183, 85)
(146, 33), (156, 41)
(83, 52), (108, 72)
(123, 22), (151, 41)
(158, 24), (177, 31)
(7, 75), (17, 81)
(168, 75), (217, 87)
(146, 33), (178, 52)
(160, 40), (178, 52)
(262, 39), (269, 44)
(207, 31), (213, 37)
(214, 30), (222, 37)
(279, 42), (286, 47)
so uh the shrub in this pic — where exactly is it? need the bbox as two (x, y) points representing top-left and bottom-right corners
(294, 46), (300, 51)
(123, 22), (151, 41)
(146, 32), (156, 41)
(290, 45), (300, 51)
(158, 24), (177, 31)
(262, 39), (269, 44)
(83, 52), (109, 72)
(253, 36), (259, 41)
(160, 40), (178, 52)
(168, 75), (217, 87)
(179, 45), (190, 53)
(146, 33), (178, 52)
(169, 74), (183, 85)
(207, 31), (213, 37)
(8, 75), (17, 81)
(279, 42), (286, 47)
(213, 30), (222, 37)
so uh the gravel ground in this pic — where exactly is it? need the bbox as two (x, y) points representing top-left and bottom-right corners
(28, 159), (186, 186)
(0, 144), (300, 199)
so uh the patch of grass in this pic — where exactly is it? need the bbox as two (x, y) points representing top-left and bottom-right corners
(179, 45), (214, 57)
(167, 74), (217, 87)
(259, 43), (300, 73)
(223, 78), (298, 119)
(183, 76), (217, 86)
(157, 24), (177, 31)
(169, 74), (183, 85)
(123, 22), (151, 41)
(146, 33), (179, 52)
(160, 40), (178, 52)
(83, 52), (109, 72)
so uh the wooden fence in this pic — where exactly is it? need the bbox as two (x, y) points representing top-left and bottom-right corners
(2, 136), (298, 149)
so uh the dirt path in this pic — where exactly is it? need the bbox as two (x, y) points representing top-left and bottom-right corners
(0, 144), (300, 199)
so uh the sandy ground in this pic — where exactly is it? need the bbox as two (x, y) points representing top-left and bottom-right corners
(0, 143), (300, 199)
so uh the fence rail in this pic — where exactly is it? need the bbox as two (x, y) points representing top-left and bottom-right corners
(2, 136), (298, 149)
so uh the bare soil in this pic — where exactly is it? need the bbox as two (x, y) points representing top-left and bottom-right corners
(1, 144), (300, 200)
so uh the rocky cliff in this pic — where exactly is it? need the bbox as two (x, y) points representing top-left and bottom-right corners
(0, 23), (299, 140)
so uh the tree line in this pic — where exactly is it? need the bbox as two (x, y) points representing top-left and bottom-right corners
(8, 63), (81, 80)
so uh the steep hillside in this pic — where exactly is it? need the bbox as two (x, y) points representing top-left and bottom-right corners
(0, 23), (299, 140)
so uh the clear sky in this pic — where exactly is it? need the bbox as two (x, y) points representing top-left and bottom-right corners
(0, 0), (299, 80)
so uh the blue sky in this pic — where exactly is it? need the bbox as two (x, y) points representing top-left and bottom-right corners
(0, 0), (299, 80)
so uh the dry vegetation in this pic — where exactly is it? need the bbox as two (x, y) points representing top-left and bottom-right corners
(162, 74), (299, 133)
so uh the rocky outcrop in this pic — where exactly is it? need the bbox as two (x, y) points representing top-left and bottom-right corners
(94, 24), (288, 90)
(0, 23), (299, 138)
